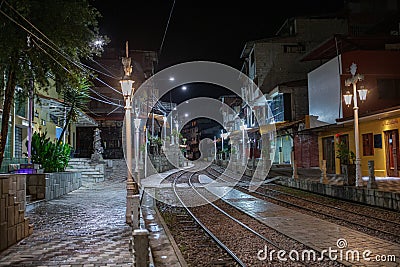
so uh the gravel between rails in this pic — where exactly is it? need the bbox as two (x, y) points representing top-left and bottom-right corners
(157, 201), (241, 267)
(156, 169), (348, 267)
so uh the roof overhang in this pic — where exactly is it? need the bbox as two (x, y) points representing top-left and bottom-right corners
(337, 108), (400, 127)
(37, 94), (98, 127)
(300, 34), (400, 62)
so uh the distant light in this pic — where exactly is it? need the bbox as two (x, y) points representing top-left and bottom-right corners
(185, 101), (189, 104)
(94, 40), (103, 47)
(182, 86), (187, 90)
(169, 77), (175, 81)
(184, 113), (189, 117)
(173, 107), (177, 110)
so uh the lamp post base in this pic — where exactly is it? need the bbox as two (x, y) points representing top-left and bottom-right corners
(126, 180), (139, 225)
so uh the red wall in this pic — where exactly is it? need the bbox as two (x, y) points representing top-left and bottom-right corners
(341, 50), (400, 118)
(294, 133), (319, 168)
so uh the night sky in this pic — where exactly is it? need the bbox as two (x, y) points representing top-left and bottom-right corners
(91, 0), (345, 104)
(92, 0), (345, 70)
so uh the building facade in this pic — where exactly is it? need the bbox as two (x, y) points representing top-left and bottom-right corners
(75, 48), (158, 159)
(306, 49), (400, 177)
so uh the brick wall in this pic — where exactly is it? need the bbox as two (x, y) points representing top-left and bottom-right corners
(294, 133), (319, 168)
(0, 175), (33, 251)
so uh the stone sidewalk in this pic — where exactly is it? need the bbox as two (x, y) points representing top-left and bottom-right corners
(0, 160), (132, 267)
(208, 186), (400, 267)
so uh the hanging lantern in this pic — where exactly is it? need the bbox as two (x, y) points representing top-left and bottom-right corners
(358, 85), (368, 102)
(343, 91), (353, 106)
(120, 79), (133, 98)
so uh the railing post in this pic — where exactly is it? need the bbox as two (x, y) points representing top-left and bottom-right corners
(131, 193), (140, 229)
(367, 160), (378, 189)
(320, 160), (328, 184)
(133, 229), (150, 267)
(291, 151), (298, 179)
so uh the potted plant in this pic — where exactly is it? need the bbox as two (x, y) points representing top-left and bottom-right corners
(336, 141), (356, 185)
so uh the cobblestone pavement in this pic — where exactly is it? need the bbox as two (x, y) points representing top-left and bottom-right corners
(0, 160), (132, 267)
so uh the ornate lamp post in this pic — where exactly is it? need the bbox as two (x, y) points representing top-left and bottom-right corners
(343, 63), (368, 187)
(120, 42), (139, 225)
(163, 116), (167, 145)
(213, 136), (217, 161)
(134, 118), (141, 174)
(240, 120), (247, 166)
(221, 131), (229, 160)
(221, 129), (224, 152)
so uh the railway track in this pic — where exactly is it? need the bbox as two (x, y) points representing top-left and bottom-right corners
(206, 165), (400, 244)
(160, 169), (346, 266)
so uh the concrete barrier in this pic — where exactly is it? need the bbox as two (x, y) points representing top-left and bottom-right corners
(277, 178), (400, 211)
(26, 172), (82, 201)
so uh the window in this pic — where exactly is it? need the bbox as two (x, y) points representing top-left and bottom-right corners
(14, 127), (23, 158)
(377, 79), (400, 99)
(15, 98), (26, 118)
(250, 50), (255, 66)
(283, 44), (305, 53)
(270, 93), (292, 122)
(362, 133), (374, 156)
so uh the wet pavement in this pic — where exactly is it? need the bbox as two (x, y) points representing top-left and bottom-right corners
(0, 160), (132, 267)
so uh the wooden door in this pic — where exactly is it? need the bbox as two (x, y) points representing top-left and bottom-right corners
(385, 129), (399, 177)
(322, 136), (336, 174)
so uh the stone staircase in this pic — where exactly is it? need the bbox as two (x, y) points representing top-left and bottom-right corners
(67, 158), (105, 183)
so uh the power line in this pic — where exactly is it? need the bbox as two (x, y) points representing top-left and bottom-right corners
(89, 58), (119, 79)
(0, 1), (122, 96)
(0, 1), (125, 111)
(31, 38), (123, 108)
(159, 0), (176, 57)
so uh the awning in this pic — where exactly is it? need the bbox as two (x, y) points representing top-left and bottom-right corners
(37, 94), (98, 127)
(300, 34), (400, 62)
(275, 119), (304, 131)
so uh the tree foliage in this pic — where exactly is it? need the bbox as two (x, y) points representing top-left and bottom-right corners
(0, 0), (107, 166)
(58, 76), (91, 143)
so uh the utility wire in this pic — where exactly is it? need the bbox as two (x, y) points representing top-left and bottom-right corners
(159, 0), (175, 57)
(89, 58), (119, 79)
(0, 1), (122, 96)
(1, 1), (123, 111)
(32, 38), (122, 108)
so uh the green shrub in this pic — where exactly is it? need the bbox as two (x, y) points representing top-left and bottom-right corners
(30, 131), (71, 172)
(336, 141), (355, 165)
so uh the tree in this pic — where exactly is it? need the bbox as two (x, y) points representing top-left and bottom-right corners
(58, 76), (90, 144)
(0, 0), (107, 167)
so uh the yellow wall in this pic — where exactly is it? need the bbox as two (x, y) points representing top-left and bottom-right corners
(318, 115), (400, 177)
(11, 79), (78, 159)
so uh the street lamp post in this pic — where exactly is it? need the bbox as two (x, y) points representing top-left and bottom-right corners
(343, 63), (368, 187)
(134, 118), (141, 175)
(120, 42), (139, 225)
(221, 129), (224, 152)
(221, 131), (229, 160)
(163, 116), (167, 145)
(214, 136), (217, 161)
(240, 121), (247, 166)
